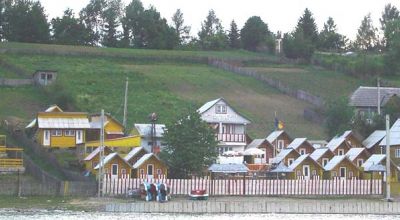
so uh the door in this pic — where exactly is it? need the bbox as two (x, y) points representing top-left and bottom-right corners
(43, 130), (50, 146)
(303, 165), (310, 180)
(111, 164), (118, 178)
(76, 130), (83, 144)
(147, 164), (154, 179)
(339, 167), (346, 179)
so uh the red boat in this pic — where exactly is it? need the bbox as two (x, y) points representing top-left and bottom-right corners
(189, 189), (209, 200)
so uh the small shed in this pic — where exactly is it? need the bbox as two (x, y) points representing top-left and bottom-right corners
(33, 70), (57, 86)
(208, 163), (249, 179)
(287, 138), (315, 155)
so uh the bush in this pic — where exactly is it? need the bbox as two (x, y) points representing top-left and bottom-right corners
(44, 82), (75, 110)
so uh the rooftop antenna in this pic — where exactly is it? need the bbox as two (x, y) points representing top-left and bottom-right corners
(123, 77), (129, 130)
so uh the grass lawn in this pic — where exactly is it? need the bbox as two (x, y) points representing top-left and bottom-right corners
(0, 53), (326, 139)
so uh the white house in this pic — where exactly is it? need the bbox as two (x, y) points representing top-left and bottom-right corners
(133, 124), (165, 153)
(198, 98), (251, 154)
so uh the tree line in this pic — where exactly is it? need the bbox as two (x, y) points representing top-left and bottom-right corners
(0, 1), (399, 67)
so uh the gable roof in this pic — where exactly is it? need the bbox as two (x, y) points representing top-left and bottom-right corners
(323, 155), (356, 171)
(84, 146), (112, 161)
(362, 154), (386, 171)
(134, 124), (165, 138)
(288, 154), (309, 170)
(124, 147), (146, 161)
(340, 130), (352, 139)
(132, 153), (163, 169)
(326, 137), (347, 152)
(310, 148), (332, 161)
(94, 152), (131, 169)
(380, 119), (400, 146)
(37, 115), (90, 129)
(287, 138), (311, 150)
(26, 105), (64, 129)
(350, 86), (400, 107)
(246, 139), (269, 149)
(266, 130), (284, 143)
(89, 113), (124, 130)
(197, 97), (251, 124)
(272, 148), (298, 164)
(345, 148), (367, 162)
(363, 130), (386, 149)
(270, 162), (293, 173)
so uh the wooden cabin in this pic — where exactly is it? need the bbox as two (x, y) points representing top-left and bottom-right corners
(340, 130), (364, 148)
(93, 152), (132, 178)
(87, 113), (125, 141)
(246, 139), (274, 164)
(131, 153), (168, 179)
(362, 130), (386, 155)
(124, 147), (148, 166)
(271, 148), (300, 166)
(287, 154), (324, 180)
(323, 155), (360, 179)
(345, 148), (371, 168)
(26, 105), (90, 148)
(266, 130), (293, 157)
(287, 138), (315, 155)
(310, 147), (335, 167)
(362, 154), (399, 181)
(326, 137), (351, 156)
(83, 146), (113, 172)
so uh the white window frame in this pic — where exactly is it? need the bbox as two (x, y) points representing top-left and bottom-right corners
(277, 140), (284, 149)
(338, 149), (345, 156)
(288, 158), (294, 165)
(322, 158), (329, 167)
(51, 130), (62, 136)
(396, 148), (400, 158)
(339, 167), (346, 179)
(357, 159), (364, 167)
(299, 148), (306, 155)
(215, 104), (227, 114)
(64, 130), (76, 136)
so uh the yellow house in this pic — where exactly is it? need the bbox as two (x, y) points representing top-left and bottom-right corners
(93, 152), (132, 178)
(26, 105), (90, 148)
(83, 146), (113, 172)
(84, 135), (141, 157)
(87, 113), (125, 141)
(132, 153), (168, 179)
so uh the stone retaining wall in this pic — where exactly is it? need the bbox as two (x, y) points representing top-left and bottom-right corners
(105, 199), (400, 215)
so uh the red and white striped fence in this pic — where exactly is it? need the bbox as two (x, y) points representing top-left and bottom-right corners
(102, 177), (383, 196)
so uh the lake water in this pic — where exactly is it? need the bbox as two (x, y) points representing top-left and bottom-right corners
(0, 210), (399, 220)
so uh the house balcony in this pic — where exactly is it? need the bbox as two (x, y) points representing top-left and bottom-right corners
(216, 133), (246, 143)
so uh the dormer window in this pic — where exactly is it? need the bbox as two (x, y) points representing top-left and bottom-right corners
(215, 104), (227, 114)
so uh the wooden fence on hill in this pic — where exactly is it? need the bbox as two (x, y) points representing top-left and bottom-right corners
(103, 177), (383, 196)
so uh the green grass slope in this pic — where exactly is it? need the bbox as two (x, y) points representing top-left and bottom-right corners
(0, 43), (326, 139)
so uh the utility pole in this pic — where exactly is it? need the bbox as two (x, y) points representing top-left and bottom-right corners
(98, 109), (105, 197)
(123, 77), (129, 130)
(385, 114), (391, 201)
(378, 77), (381, 115)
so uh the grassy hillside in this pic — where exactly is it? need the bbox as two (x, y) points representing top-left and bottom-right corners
(0, 43), (326, 139)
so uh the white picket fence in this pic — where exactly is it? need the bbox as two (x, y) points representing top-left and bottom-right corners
(102, 177), (383, 196)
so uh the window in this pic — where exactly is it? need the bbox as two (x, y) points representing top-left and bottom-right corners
(322, 158), (329, 167)
(47, 74), (53, 80)
(92, 161), (98, 169)
(140, 169), (145, 175)
(357, 159), (364, 167)
(396, 148), (400, 158)
(41, 73), (46, 80)
(215, 104), (227, 114)
(288, 158), (294, 165)
(64, 130), (75, 136)
(299, 148), (306, 155)
(51, 130), (62, 136)
(338, 149), (345, 156)
(157, 169), (162, 175)
(339, 167), (346, 178)
(277, 140), (284, 149)
(147, 164), (154, 175)
(148, 142), (153, 146)
(112, 164), (118, 175)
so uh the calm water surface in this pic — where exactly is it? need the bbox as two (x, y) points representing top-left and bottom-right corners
(0, 210), (399, 220)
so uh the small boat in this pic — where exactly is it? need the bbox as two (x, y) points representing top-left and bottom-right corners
(189, 189), (209, 200)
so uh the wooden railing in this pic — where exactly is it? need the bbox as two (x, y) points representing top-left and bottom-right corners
(0, 147), (24, 168)
(0, 158), (23, 167)
(217, 133), (246, 143)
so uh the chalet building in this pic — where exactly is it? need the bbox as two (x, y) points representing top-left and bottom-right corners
(363, 130), (386, 154)
(349, 86), (400, 117)
(266, 130), (292, 157)
(287, 138), (315, 155)
(26, 105), (90, 148)
(345, 148), (371, 168)
(131, 153), (168, 179)
(326, 137), (351, 156)
(198, 98), (251, 154)
(323, 155), (360, 179)
(83, 146), (113, 172)
(310, 148), (335, 167)
(132, 123), (165, 153)
(271, 148), (300, 166)
(339, 130), (363, 148)
(287, 154), (324, 180)
(246, 139), (274, 164)
(124, 147), (148, 167)
(32, 70), (57, 86)
(87, 113), (125, 141)
(379, 119), (400, 166)
(93, 152), (132, 179)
